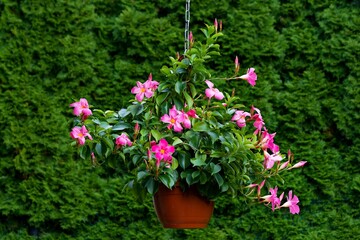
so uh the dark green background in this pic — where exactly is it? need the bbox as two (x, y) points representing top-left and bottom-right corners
(0, 0), (359, 239)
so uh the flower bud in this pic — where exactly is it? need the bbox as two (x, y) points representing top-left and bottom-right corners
(288, 161), (307, 170)
(214, 18), (218, 32)
(235, 56), (240, 74)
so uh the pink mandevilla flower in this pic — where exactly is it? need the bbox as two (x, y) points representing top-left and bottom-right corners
(205, 80), (224, 100)
(281, 190), (300, 214)
(264, 151), (283, 169)
(251, 106), (265, 134)
(151, 139), (175, 167)
(115, 133), (132, 147)
(160, 105), (183, 132)
(261, 187), (281, 211)
(187, 109), (199, 119)
(70, 126), (93, 145)
(144, 73), (159, 91)
(231, 110), (251, 128)
(70, 98), (92, 119)
(131, 81), (153, 102)
(178, 111), (191, 129)
(259, 130), (280, 153)
(239, 67), (257, 86)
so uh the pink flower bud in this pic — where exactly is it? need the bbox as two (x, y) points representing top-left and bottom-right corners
(235, 56), (240, 74)
(134, 122), (140, 135)
(189, 31), (193, 45)
(214, 18), (218, 32)
(279, 160), (289, 170)
(288, 161), (307, 170)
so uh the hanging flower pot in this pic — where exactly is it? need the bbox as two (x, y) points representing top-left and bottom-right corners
(153, 183), (214, 229)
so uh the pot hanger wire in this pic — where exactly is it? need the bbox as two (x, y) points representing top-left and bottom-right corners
(184, 0), (191, 54)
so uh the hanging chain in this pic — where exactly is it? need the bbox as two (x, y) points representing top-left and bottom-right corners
(184, 0), (191, 54)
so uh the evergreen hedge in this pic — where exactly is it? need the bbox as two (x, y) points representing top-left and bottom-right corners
(0, 0), (359, 239)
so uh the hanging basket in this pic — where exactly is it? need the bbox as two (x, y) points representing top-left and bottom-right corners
(153, 182), (214, 229)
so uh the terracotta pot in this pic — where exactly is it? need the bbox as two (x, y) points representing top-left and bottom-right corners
(153, 183), (214, 229)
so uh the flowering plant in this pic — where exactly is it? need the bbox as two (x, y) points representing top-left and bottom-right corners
(70, 23), (306, 214)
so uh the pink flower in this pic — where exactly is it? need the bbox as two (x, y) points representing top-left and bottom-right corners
(131, 81), (155, 102)
(258, 130), (279, 153)
(288, 161), (307, 170)
(187, 109), (199, 119)
(70, 126), (93, 145)
(205, 80), (224, 100)
(70, 98), (92, 120)
(144, 73), (159, 91)
(231, 110), (251, 128)
(151, 139), (175, 166)
(264, 151), (283, 169)
(214, 18), (218, 32)
(160, 105), (183, 132)
(115, 133), (132, 147)
(239, 68), (257, 86)
(281, 191), (300, 214)
(251, 106), (265, 134)
(261, 187), (281, 211)
(178, 111), (191, 129)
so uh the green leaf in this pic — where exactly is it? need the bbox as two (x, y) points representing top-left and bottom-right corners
(175, 81), (186, 94)
(145, 178), (156, 195)
(137, 171), (149, 181)
(156, 92), (169, 105)
(159, 174), (173, 189)
(172, 137), (183, 146)
(185, 131), (200, 149)
(79, 145), (90, 160)
(175, 68), (186, 74)
(200, 172), (208, 184)
(207, 131), (219, 144)
(192, 170), (201, 179)
(214, 173), (224, 187)
(102, 137), (115, 152)
(112, 122), (132, 131)
(210, 151), (224, 158)
(171, 158), (179, 170)
(183, 91), (193, 109)
(160, 65), (171, 76)
(95, 143), (102, 157)
(192, 122), (210, 132)
(189, 83), (197, 98)
(118, 108), (130, 118)
(128, 103), (144, 116)
(191, 155), (207, 166)
(210, 163), (221, 175)
(151, 129), (162, 142)
(99, 121), (112, 130)
(178, 152), (191, 169)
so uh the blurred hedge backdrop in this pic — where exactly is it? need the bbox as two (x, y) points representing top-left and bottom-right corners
(0, 0), (359, 239)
